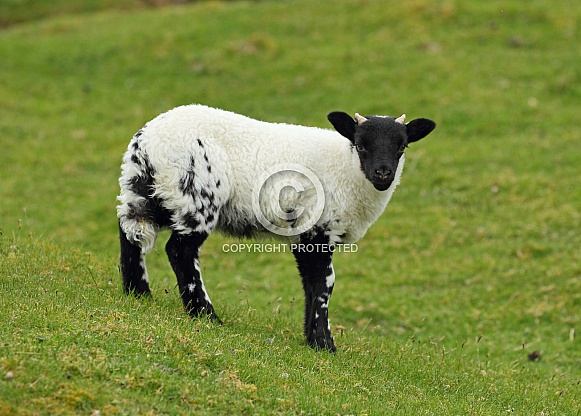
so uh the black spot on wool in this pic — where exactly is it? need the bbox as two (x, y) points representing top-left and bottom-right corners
(128, 150), (156, 198)
(179, 156), (197, 196)
(129, 175), (153, 199)
(182, 212), (201, 230)
(126, 153), (171, 228)
(200, 188), (214, 203)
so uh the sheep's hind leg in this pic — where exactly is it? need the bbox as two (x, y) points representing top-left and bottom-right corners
(292, 235), (336, 352)
(165, 231), (221, 323)
(119, 222), (152, 296)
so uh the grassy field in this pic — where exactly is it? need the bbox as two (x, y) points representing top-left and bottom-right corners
(1, 0), (580, 414)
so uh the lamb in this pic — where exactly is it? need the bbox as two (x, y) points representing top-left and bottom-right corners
(117, 104), (436, 352)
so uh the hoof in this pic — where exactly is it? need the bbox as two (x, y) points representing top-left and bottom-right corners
(307, 336), (336, 353)
(187, 306), (222, 325)
(124, 286), (152, 298)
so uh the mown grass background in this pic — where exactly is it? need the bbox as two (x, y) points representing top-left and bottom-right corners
(1, 0), (580, 414)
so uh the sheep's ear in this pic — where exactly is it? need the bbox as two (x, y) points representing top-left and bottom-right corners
(327, 111), (356, 142)
(406, 118), (436, 143)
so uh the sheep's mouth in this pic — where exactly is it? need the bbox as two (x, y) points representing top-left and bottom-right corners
(372, 180), (392, 191)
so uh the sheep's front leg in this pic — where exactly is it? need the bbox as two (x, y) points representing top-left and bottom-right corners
(165, 231), (221, 323)
(292, 238), (336, 352)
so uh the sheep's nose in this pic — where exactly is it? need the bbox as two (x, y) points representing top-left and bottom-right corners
(374, 167), (392, 181)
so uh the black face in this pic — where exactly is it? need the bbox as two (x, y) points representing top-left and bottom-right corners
(353, 117), (407, 191)
(327, 111), (436, 192)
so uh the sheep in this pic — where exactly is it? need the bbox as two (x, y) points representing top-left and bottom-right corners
(117, 104), (436, 352)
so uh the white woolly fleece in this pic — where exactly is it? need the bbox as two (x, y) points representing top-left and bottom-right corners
(117, 104), (404, 251)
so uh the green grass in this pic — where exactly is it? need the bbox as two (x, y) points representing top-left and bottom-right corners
(1, 236), (577, 414)
(1, 0), (580, 414)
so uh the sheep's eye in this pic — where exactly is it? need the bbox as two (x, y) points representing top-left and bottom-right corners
(355, 144), (365, 152)
(399, 144), (407, 153)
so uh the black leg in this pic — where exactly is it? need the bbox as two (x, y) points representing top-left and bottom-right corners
(292, 233), (336, 352)
(119, 223), (151, 296)
(165, 231), (221, 323)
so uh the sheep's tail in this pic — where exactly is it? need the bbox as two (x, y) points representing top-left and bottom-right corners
(117, 194), (159, 254)
(117, 127), (160, 254)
